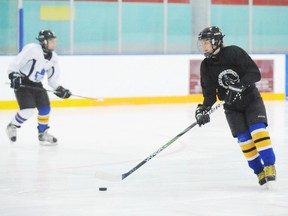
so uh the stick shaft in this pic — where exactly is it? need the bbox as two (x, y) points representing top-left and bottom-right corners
(19, 85), (56, 93)
(121, 122), (198, 180)
(19, 84), (103, 101)
(121, 101), (225, 180)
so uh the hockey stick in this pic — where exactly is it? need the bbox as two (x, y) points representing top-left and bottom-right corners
(95, 101), (225, 182)
(18, 84), (104, 101)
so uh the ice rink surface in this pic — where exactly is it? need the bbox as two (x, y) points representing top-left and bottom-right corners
(0, 101), (288, 216)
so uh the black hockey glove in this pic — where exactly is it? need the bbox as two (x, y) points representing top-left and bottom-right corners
(225, 83), (247, 105)
(9, 72), (22, 89)
(195, 104), (211, 127)
(54, 86), (72, 99)
(223, 74), (248, 105)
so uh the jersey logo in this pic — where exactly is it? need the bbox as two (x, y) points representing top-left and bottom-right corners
(218, 69), (239, 89)
(34, 68), (46, 82)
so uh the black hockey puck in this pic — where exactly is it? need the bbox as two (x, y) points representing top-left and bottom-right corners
(99, 187), (107, 191)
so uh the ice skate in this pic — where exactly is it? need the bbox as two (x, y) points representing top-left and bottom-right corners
(6, 123), (17, 143)
(257, 170), (267, 186)
(38, 129), (58, 146)
(264, 165), (276, 182)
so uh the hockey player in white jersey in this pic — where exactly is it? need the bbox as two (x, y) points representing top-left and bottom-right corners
(6, 30), (71, 145)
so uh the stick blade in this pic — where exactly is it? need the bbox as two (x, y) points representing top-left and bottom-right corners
(121, 172), (130, 180)
(95, 171), (122, 182)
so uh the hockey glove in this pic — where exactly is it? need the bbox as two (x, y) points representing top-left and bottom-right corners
(9, 72), (22, 89)
(54, 86), (72, 99)
(195, 104), (211, 126)
(225, 83), (247, 105)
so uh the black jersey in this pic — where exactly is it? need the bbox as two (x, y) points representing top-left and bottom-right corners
(200, 45), (261, 108)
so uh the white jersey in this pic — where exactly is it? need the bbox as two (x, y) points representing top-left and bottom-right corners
(8, 43), (61, 90)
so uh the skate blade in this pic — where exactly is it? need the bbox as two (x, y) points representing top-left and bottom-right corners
(8, 138), (16, 144)
(39, 141), (58, 146)
(6, 132), (16, 144)
(264, 181), (275, 190)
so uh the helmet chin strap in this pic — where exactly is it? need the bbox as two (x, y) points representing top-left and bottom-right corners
(43, 47), (53, 60)
(205, 41), (221, 58)
(42, 44), (53, 53)
(205, 49), (217, 58)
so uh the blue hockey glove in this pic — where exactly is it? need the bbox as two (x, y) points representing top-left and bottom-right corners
(195, 104), (211, 126)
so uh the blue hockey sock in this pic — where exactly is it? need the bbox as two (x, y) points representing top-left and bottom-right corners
(249, 122), (276, 166)
(37, 106), (50, 133)
(237, 131), (263, 174)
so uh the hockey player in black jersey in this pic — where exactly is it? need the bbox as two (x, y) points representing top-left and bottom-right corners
(6, 30), (71, 145)
(195, 26), (276, 186)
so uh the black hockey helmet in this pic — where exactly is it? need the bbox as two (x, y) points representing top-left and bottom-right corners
(198, 26), (225, 58)
(36, 30), (56, 52)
